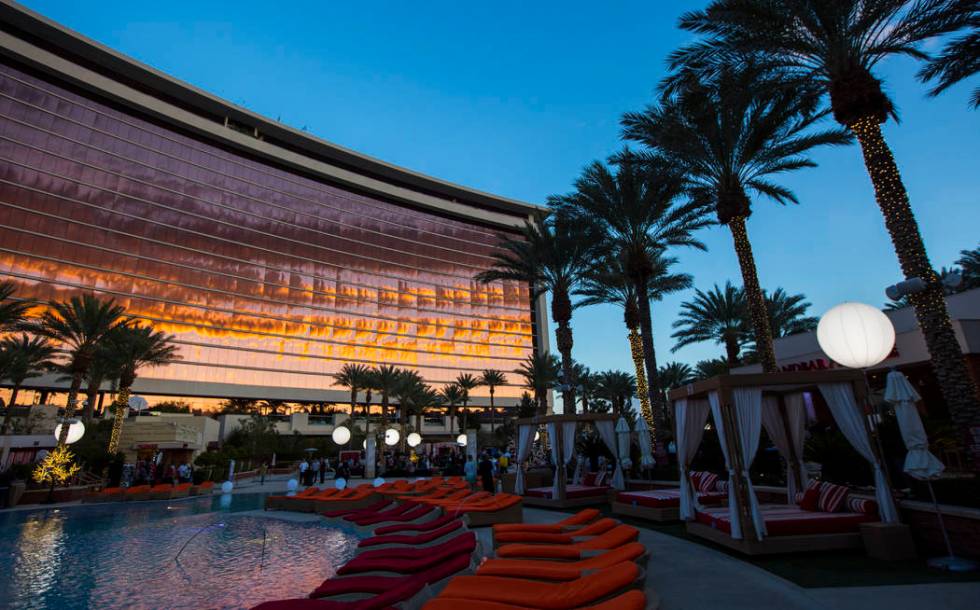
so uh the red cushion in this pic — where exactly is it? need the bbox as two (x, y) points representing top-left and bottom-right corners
(583, 472), (597, 487)
(252, 577), (422, 609)
(351, 504), (433, 526)
(339, 533), (475, 575)
(344, 500), (411, 523)
(358, 519), (463, 548)
(526, 485), (608, 499)
(818, 483), (849, 513)
(800, 487), (821, 512)
(696, 505), (874, 536)
(309, 551), (470, 599)
(846, 497), (879, 516)
(372, 514), (458, 537)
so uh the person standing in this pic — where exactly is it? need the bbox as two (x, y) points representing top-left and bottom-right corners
(298, 458), (309, 486)
(464, 455), (477, 488)
(259, 462), (268, 486)
(478, 452), (495, 494)
(318, 457), (326, 484)
(311, 456), (321, 487)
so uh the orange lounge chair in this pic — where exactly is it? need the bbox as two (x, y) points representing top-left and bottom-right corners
(265, 486), (323, 510)
(124, 485), (151, 501)
(147, 484), (178, 501)
(190, 481), (215, 495)
(493, 517), (617, 546)
(312, 486), (379, 513)
(83, 486), (125, 503)
(449, 494), (523, 527)
(493, 509), (600, 535)
(422, 589), (646, 610)
(477, 542), (647, 581)
(172, 482), (192, 498)
(430, 561), (640, 609)
(495, 525), (639, 559)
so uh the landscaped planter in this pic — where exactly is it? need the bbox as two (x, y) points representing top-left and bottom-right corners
(16, 486), (91, 506)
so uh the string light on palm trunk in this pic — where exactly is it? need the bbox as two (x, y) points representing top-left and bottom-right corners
(628, 328), (655, 437)
(729, 217), (777, 372)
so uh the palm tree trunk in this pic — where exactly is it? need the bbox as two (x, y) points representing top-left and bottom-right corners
(627, 327), (655, 444)
(728, 217), (778, 372)
(57, 372), (84, 446)
(724, 336), (741, 367)
(448, 405), (456, 435)
(82, 377), (100, 423)
(634, 275), (666, 452)
(552, 288), (577, 413)
(1, 384), (21, 434)
(489, 389), (495, 434)
(107, 385), (131, 454)
(399, 405), (407, 452)
(850, 116), (980, 450)
(350, 389), (356, 423)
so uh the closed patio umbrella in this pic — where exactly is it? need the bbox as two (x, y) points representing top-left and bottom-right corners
(615, 417), (632, 473)
(885, 370), (976, 572)
(635, 415), (655, 468)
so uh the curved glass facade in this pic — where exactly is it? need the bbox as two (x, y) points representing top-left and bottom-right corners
(0, 60), (534, 403)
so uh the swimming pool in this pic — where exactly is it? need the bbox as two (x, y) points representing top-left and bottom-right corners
(0, 493), (360, 610)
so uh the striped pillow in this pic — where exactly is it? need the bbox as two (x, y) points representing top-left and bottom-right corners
(697, 472), (719, 493)
(846, 497), (878, 515)
(594, 470), (607, 487)
(688, 470), (703, 490)
(817, 482), (849, 513)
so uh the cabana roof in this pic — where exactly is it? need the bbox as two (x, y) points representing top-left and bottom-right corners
(668, 370), (868, 403)
(516, 413), (619, 425)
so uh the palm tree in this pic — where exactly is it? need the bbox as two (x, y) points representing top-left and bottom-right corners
(439, 383), (465, 435)
(695, 358), (730, 380)
(513, 352), (560, 415)
(369, 365), (402, 432)
(412, 385), (443, 439)
(595, 370), (637, 415)
(658, 361), (695, 397)
(454, 372), (479, 431)
(765, 288), (818, 338)
(333, 363), (373, 426)
(480, 369), (507, 433)
(919, 16), (979, 108)
(476, 212), (598, 410)
(577, 249), (692, 443)
(0, 335), (56, 434)
(671, 282), (750, 366)
(392, 369), (424, 450)
(80, 340), (122, 422)
(0, 281), (30, 332)
(556, 151), (708, 433)
(105, 324), (180, 453)
(673, 0), (980, 456)
(624, 61), (850, 373)
(957, 244), (980, 289)
(29, 295), (129, 446)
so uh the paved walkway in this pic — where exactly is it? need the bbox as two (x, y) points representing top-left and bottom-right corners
(516, 508), (980, 610)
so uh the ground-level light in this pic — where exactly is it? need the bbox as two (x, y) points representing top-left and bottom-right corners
(817, 302), (896, 369)
(456, 433), (467, 446)
(384, 428), (400, 446)
(332, 425), (351, 445)
(407, 432), (422, 447)
(54, 419), (85, 444)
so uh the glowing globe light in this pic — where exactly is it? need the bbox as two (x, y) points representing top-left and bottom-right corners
(373, 477), (386, 487)
(331, 425), (351, 445)
(54, 419), (85, 444)
(335, 477), (347, 490)
(817, 302), (896, 369)
(287, 479), (298, 492)
(407, 432), (422, 448)
(534, 430), (540, 443)
(456, 433), (467, 447)
(384, 428), (400, 446)
(221, 480), (234, 494)
(362, 439), (367, 449)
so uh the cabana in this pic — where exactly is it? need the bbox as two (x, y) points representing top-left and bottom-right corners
(669, 370), (899, 555)
(514, 413), (626, 509)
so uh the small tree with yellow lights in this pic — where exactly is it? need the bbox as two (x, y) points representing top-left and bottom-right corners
(33, 445), (81, 495)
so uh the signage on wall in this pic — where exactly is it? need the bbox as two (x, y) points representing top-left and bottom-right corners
(781, 347), (900, 372)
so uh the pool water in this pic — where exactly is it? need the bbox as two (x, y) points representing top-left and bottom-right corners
(0, 493), (361, 610)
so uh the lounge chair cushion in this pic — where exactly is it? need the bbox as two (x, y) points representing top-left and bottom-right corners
(372, 513), (458, 537)
(422, 589), (645, 610)
(696, 504), (874, 536)
(357, 519), (463, 548)
(615, 488), (726, 508)
(477, 542), (646, 581)
(525, 485), (607, 500)
(338, 532), (475, 575)
(309, 551), (470, 599)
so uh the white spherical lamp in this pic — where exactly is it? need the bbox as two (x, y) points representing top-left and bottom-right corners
(221, 480), (234, 494)
(287, 478), (298, 492)
(335, 477), (347, 490)
(456, 433), (467, 447)
(406, 432), (422, 448)
(331, 425), (351, 445)
(54, 419), (85, 444)
(817, 302), (896, 369)
(384, 428), (400, 446)
(373, 477), (386, 487)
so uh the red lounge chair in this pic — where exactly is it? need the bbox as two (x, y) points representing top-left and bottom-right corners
(493, 509), (599, 535)
(477, 542), (647, 581)
(308, 550), (470, 599)
(431, 561), (640, 609)
(251, 576), (427, 610)
(343, 500), (417, 524)
(338, 532), (475, 575)
(421, 589), (646, 610)
(372, 513), (459, 536)
(321, 497), (392, 519)
(356, 519), (464, 549)
(495, 525), (639, 559)
(493, 517), (616, 545)
(351, 504), (435, 527)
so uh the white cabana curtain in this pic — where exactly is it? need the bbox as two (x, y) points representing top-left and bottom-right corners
(547, 422), (561, 499)
(561, 421), (577, 491)
(731, 388), (767, 539)
(514, 424), (534, 495)
(784, 393), (810, 494)
(885, 371), (945, 480)
(616, 417), (632, 471)
(572, 453), (586, 485)
(635, 416), (655, 468)
(708, 391), (743, 539)
(761, 394), (808, 500)
(595, 419), (625, 490)
(675, 397), (709, 521)
(819, 383), (899, 523)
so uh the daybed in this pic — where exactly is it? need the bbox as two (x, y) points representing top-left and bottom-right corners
(612, 473), (727, 522)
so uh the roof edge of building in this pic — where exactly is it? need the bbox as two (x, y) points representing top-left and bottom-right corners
(0, 0), (543, 225)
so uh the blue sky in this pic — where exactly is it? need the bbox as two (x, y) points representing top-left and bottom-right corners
(22, 1), (979, 390)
